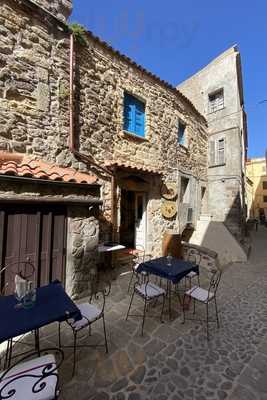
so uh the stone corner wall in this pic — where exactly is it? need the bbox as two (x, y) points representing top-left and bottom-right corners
(31, 0), (72, 22)
(65, 207), (99, 299)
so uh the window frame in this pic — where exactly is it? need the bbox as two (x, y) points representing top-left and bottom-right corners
(263, 195), (267, 203)
(178, 120), (187, 147)
(123, 92), (146, 138)
(208, 88), (224, 113)
(263, 181), (267, 190)
(209, 137), (226, 167)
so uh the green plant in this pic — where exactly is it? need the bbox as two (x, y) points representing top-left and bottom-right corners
(69, 23), (87, 46)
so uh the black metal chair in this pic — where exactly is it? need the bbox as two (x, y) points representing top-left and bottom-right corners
(0, 260), (35, 369)
(182, 269), (222, 340)
(127, 244), (149, 293)
(0, 348), (64, 400)
(58, 270), (110, 376)
(184, 249), (201, 289)
(126, 272), (166, 336)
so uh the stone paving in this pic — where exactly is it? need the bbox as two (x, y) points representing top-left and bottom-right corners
(7, 226), (267, 399)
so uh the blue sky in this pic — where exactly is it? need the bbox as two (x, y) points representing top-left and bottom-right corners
(71, 0), (267, 158)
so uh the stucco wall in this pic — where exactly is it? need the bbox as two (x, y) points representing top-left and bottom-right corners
(178, 47), (246, 239)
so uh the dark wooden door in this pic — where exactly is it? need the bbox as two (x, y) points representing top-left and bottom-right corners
(0, 205), (66, 294)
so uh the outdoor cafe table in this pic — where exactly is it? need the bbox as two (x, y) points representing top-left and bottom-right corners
(0, 281), (82, 367)
(137, 257), (199, 319)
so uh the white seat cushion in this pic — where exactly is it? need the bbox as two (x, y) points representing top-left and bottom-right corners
(0, 354), (57, 400)
(70, 303), (102, 330)
(185, 271), (198, 278)
(135, 283), (166, 299)
(186, 285), (214, 303)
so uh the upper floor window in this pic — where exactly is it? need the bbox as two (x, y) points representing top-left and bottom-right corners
(123, 93), (145, 137)
(263, 181), (267, 190)
(208, 89), (224, 113)
(263, 196), (267, 203)
(178, 121), (186, 146)
(209, 137), (225, 166)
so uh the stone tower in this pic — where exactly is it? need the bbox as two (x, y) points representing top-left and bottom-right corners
(32, 0), (72, 22)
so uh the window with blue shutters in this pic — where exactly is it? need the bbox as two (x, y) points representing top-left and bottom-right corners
(124, 93), (145, 137)
(178, 121), (186, 146)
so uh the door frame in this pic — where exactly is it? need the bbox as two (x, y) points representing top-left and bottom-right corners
(134, 192), (147, 249)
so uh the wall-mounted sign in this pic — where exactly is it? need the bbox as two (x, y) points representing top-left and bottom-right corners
(161, 200), (177, 219)
(160, 182), (178, 200)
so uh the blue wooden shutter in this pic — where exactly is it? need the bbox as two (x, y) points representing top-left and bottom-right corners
(124, 93), (134, 132)
(124, 93), (145, 136)
(134, 98), (145, 137)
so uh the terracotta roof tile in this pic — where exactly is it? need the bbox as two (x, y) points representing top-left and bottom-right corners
(0, 152), (97, 185)
(105, 160), (162, 175)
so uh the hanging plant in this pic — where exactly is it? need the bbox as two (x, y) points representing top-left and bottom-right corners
(69, 23), (87, 46)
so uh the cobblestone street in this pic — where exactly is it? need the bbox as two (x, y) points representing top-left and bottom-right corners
(28, 226), (265, 400)
(6, 227), (267, 400)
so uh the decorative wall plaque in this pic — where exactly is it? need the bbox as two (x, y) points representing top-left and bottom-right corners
(161, 200), (177, 219)
(160, 182), (178, 200)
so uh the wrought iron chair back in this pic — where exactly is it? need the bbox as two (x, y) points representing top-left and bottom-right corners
(207, 269), (222, 298)
(9, 259), (35, 281)
(88, 269), (111, 316)
(0, 348), (64, 400)
(187, 249), (202, 266)
(133, 244), (145, 264)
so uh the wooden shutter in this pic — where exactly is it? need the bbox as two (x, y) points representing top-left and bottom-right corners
(123, 93), (134, 132)
(135, 98), (145, 137)
(217, 138), (225, 164)
(209, 140), (216, 166)
(124, 93), (145, 136)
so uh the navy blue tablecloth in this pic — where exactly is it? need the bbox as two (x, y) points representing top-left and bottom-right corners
(0, 281), (82, 343)
(137, 257), (199, 284)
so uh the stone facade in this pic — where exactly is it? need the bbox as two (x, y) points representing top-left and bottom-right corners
(0, 0), (209, 297)
(178, 47), (248, 241)
(32, 0), (72, 22)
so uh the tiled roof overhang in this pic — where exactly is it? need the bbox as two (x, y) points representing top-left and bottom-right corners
(0, 152), (97, 185)
(105, 161), (162, 175)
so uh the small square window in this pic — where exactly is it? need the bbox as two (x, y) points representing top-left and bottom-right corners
(124, 93), (145, 137)
(263, 181), (267, 190)
(263, 196), (267, 203)
(178, 122), (186, 146)
(209, 89), (224, 113)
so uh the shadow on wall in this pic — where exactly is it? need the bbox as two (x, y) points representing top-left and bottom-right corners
(186, 191), (248, 266)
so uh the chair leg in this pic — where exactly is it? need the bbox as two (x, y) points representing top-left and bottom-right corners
(206, 303), (209, 340)
(102, 316), (108, 353)
(58, 323), (61, 348)
(72, 330), (77, 377)
(4, 339), (11, 369)
(141, 298), (147, 336)
(214, 297), (220, 328)
(127, 271), (134, 293)
(126, 289), (135, 320)
(182, 294), (186, 324)
(193, 298), (196, 314)
(197, 274), (200, 287)
(7, 339), (13, 368)
(160, 294), (166, 323)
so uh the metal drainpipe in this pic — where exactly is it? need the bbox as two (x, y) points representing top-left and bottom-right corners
(69, 33), (117, 239)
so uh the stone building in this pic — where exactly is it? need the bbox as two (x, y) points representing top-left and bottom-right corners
(246, 157), (267, 220)
(0, 0), (208, 297)
(178, 47), (249, 263)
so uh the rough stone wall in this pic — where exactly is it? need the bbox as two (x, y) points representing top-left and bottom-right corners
(76, 38), (208, 243)
(0, 0), (71, 164)
(0, 0), (209, 290)
(66, 207), (99, 299)
(31, 0), (72, 22)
